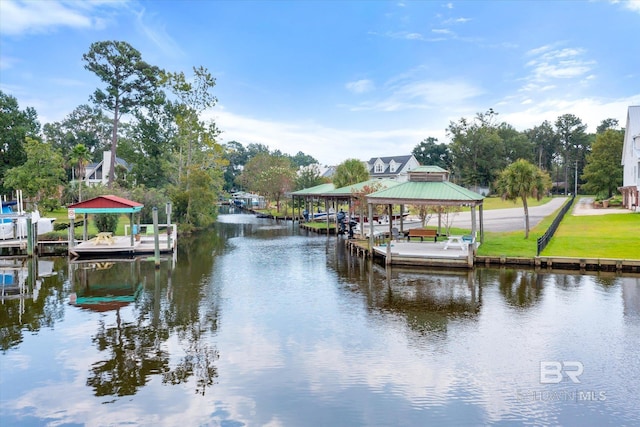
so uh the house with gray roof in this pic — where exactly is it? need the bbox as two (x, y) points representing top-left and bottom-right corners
(84, 152), (131, 186)
(366, 155), (420, 182)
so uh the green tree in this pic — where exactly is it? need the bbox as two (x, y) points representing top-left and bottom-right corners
(332, 158), (369, 188)
(412, 137), (451, 169)
(448, 109), (505, 189)
(495, 159), (552, 239)
(0, 91), (41, 194)
(258, 165), (297, 212)
(70, 144), (92, 202)
(163, 66), (217, 180)
(222, 141), (248, 192)
(596, 118), (619, 134)
(238, 153), (295, 212)
(124, 99), (176, 188)
(4, 137), (66, 208)
(296, 164), (325, 190)
(555, 114), (589, 195)
(525, 120), (558, 171)
(83, 40), (162, 186)
(289, 151), (318, 168)
(43, 104), (110, 162)
(581, 129), (624, 198)
(245, 143), (270, 161)
(498, 123), (534, 164)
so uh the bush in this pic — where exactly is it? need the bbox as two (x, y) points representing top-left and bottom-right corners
(94, 213), (119, 233)
(41, 198), (61, 212)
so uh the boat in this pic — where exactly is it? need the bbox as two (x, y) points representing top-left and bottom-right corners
(1, 200), (56, 240)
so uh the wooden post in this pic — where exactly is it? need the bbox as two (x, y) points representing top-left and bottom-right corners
(153, 207), (160, 268)
(368, 203), (375, 248)
(26, 217), (33, 257)
(479, 204), (484, 243)
(471, 205), (477, 238)
(166, 202), (172, 250)
(83, 214), (88, 242)
(129, 213), (134, 247)
(69, 218), (75, 249)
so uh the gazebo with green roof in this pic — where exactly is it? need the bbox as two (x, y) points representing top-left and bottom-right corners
(290, 183), (335, 221)
(365, 165), (485, 248)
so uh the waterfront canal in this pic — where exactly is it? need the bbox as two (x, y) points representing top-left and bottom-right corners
(1, 209), (639, 426)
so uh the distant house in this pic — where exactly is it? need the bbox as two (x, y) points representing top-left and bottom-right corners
(319, 165), (336, 179)
(84, 152), (131, 186)
(620, 106), (640, 211)
(366, 155), (420, 182)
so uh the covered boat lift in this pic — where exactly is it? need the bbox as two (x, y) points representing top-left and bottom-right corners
(365, 166), (485, 267)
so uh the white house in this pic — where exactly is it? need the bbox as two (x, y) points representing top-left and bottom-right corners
(620, 106), (640, 211)
(84, 151), (131, 186)
(366, 155), (420, 182)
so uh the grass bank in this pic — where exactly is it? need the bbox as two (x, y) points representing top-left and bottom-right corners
(541, 213), (640, 259)
(467, 199), (640, 260)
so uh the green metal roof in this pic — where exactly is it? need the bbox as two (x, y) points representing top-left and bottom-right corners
(411, 165), (449, 173)
(324, 178), (400, 197)
(290, 183), (335, 196)
(366, 181), (484, 206)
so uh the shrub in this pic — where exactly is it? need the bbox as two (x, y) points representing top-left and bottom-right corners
(41, 198), (61, 212)
(94, 213), (119, 233)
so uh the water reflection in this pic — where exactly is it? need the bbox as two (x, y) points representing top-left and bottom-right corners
(0, 211), (639, 426)
(0, 257), (66, 351)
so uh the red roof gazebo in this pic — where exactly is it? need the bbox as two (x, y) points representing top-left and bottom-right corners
(67, 195), (144, 246)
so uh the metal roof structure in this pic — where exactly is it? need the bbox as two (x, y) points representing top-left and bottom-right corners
(323, 178), (400, 197)
(289, 183), (335, 196)
(68, 195), (144, 214)
(366, 181), (484, 206)
(365, 167), (485, 246)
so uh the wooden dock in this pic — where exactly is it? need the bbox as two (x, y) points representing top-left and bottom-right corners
(346, 239), (640, 273)
(69, 234), (176, 258)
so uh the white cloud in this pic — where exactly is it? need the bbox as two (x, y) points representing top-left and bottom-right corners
(0, 0), (126, 35)
(618, 0), (640, 13)
(133, 7), (185, 58)
(0, 55), (19, 70)
(207, 108), (439, 165)
(523, 45), (596, 88)
(442, 17), (471, 24)
(345, 79), (375, 94)
(347, 77), (484, 113)
(501, 94), (640, 132)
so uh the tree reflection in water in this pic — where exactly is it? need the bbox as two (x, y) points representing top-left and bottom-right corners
(496, 268), (544, 307)
(76, 235), (223, 399)
(87, 308), (169, 397)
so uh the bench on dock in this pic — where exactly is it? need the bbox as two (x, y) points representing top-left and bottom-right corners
(407, 228), (437, 242)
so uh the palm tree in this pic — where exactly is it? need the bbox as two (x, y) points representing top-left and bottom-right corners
(70, 144), (92, 202)
(495, 159), (552, 239)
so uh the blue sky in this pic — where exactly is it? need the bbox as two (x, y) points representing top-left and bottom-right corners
(1, 0), (639, 165)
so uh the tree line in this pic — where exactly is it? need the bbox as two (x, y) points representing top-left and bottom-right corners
(0, 40), (322, 233)
(0, 40), (625, 233)
(412, 108), (624, 199)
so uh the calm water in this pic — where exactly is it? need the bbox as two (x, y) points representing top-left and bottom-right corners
(1, 209), (639, 426)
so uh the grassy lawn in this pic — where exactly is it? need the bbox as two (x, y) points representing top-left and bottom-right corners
(40, 209), (132, 239)
(542, 213), (640, 259)
(473, 203), (640, 259)
(475, 195), (555, 210)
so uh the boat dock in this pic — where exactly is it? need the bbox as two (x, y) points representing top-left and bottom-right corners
(345, 239), (640, 273)
(69, 229), (176, 258)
